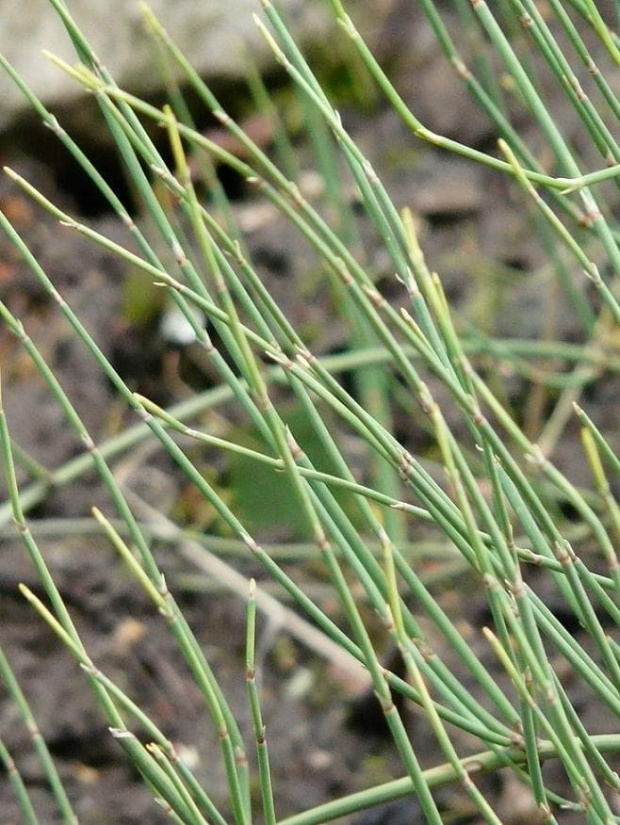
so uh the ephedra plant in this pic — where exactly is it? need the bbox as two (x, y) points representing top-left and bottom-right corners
(3, 0), (620, 822)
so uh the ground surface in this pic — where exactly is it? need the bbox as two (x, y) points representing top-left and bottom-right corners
(1, 2), (620, 824)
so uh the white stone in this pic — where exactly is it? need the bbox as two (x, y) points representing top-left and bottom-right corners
(0, 0), (335, 131)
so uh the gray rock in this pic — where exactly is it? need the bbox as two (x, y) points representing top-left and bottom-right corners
(0, 0), (337, 132)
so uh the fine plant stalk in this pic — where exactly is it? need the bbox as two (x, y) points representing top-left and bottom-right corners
(3, 1), (620, 823)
